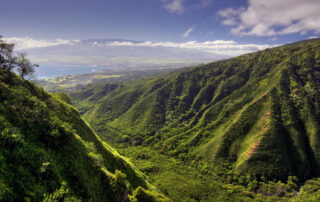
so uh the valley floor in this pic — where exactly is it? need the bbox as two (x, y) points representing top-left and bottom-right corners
(103, 143), (320, 201)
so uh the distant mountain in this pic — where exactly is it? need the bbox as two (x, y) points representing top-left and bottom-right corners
(71, 38), (320, 181)
(81, 39), (144, 44)
(24, 38), (228, 68)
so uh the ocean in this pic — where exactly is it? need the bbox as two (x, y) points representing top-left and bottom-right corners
(34, 65), (115, 79)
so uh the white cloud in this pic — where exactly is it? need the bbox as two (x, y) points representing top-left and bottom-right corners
(106, 40), (276, 56)
(182, 28), (194, 38)
(162, 0), (213, 13)
(3, 37), (277, 57)
(308, 36), (319, 39)
(218, 7), (245, 26)
(162, 0), (184, 13)
(3, 37), (79, 50)
(218, 7), (244, 18)
(219, 0), (320, 36)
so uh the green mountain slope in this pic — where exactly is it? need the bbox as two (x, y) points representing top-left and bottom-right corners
(71, 38), (320, 181)
(0, 68), (167, 200)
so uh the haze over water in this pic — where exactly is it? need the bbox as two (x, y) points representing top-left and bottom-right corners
(35, 65), (114, 78)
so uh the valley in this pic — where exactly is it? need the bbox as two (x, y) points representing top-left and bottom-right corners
(1, 33), (320, 201)
(2, 0), (320, 201)
(66, 38), (320, 201)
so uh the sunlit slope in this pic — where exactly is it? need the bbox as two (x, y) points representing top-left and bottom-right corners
(72, 39), (320, 181)
(0, 70), (166, 201)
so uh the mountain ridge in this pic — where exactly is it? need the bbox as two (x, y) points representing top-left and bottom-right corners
(0, 64), (166, 201)
(71, 38), (320, 181)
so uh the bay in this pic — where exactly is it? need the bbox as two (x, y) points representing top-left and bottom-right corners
(34, 65), (115, 79)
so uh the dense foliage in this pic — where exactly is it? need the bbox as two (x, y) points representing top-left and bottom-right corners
(0, 39), (167, 201)
(71, 39), (320, 201)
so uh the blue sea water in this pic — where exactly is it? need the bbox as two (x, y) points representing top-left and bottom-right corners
(34, 65), (114, 79)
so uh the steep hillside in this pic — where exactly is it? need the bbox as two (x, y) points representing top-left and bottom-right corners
(0, 68), (167, 200)
(72, 38), (320, 182)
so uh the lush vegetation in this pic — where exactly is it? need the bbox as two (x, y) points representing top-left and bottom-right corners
(118, 146), (320, 201)
(70, 39), (320, 201)
(3, 35), (320, 201)
(0, 37), (167, 201)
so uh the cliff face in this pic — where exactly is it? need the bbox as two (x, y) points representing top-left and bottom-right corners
(72, 39), (320, 180)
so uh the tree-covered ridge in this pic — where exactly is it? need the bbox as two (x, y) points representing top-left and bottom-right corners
(0, 39), (167, 201)
(71, 38), (320, 182)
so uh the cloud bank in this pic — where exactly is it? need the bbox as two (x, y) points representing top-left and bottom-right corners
(3, 37), (276, 57)
(219, 0), (320, 36)
(3, 37), (79, 50)
(106, 40), (275, 56)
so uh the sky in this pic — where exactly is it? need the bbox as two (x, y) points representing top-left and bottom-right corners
(1, 0), (320, 56)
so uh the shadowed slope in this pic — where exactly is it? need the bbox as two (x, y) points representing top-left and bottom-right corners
(0, 69), (167, 201)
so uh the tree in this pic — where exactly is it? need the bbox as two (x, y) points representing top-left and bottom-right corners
(16, 52), (38, 79)
(0, 35), (37, 79)
(0, 36), (15, 71)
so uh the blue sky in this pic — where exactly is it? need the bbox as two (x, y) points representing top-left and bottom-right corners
(1, 0), (320, 54)
(1, 0), (244, 42)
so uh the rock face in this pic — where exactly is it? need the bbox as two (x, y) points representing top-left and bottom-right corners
(72, 39), (320, 181)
